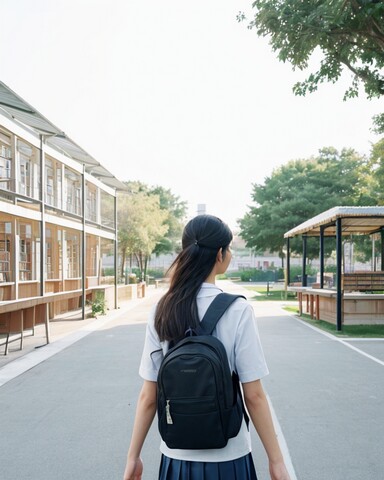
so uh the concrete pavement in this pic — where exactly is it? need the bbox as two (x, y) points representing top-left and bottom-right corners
(0, 281), (383, 479)
(250, 294), (384, 480)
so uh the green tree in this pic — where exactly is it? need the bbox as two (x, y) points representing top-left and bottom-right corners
(238, 0), (384, 131)
(118, 191), (169, 280)
(239, 147), (373, 264)
(369, 137), (384, 203)
(149, 186), (187, 255)
(347, 137), (384, 262)
(122, 181), (187, 256)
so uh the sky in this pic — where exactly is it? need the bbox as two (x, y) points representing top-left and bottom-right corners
(0, 0), (382, 230)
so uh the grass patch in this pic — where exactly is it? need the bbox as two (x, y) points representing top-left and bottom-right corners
(283, 306), (384, 338)
(246, 286), (296, 301)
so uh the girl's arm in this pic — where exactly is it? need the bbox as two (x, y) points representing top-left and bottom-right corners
(242, 380), (291, 480)
(123, 380), (157, 480)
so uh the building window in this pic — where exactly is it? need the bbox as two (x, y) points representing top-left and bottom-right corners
(57, 166), (62, 210)
(100, 190), (115, 229)
(45, 228), (54, 279)
(0, 130), (12, 191)
(64, 168), (81, 215)
(86, 183), (97, 222)
(65, 231), (80, 278)
(19, 222), (35, 281)
(0, 221), (12, 283)
(86, 235), (98, 276)
(45, 158), (55, 207)
(17, 140), (39, 200)
(100, 237), (114, 284)
(58, 229), (63, 279)
(45, 226), (63, 280)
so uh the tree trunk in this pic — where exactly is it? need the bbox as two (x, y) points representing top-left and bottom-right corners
(144, 255), (149, 280)
(120, 248), (126, 278)
(135, 251), (145, 281)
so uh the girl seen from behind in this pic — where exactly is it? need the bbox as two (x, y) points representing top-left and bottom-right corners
(123, 214), (291, 480)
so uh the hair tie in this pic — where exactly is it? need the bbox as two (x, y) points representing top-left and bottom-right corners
(194, 240), (199, 246)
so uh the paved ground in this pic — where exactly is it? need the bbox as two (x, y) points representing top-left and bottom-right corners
(0, 281), (383, 479)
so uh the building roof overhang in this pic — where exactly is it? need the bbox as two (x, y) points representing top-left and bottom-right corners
(0, 81), (127, 192)
(284, 206), (384, 238)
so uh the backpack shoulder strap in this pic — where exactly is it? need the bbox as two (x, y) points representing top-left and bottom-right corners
(199, 292), (246, 335)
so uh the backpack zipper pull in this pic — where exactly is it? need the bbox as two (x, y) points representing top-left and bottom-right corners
(166, 400), (173, 425)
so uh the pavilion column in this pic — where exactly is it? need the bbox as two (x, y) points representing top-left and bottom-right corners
(285, 237), (290, 287)
(381, 228), (384, 271)
(336, 218), (343, 331)
(320, 226), (325, 288)
(302, 236), (307, 287)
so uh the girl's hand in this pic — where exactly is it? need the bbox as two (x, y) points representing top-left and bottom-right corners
(123, 457), (143, 480)
(269, 459), (291, 480)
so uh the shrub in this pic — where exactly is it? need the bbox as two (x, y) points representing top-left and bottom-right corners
(227, 269), (283, 282)
(90, 292), (106, 317)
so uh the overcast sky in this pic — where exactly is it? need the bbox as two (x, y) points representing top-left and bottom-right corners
(0, 0), (382, 229)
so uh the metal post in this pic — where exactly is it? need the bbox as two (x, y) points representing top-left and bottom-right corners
(114, 192), (118, 310)
(13, 218), (19, 299)
(336, 218), (343, 331)
(286, 237), (290, 286)
(81, 164), (86, 319)
(372, 235), (376, 272)
(302, 236), (307, 287)
(320, 226), (325, 289)
(381, 228), (384, 271)
(40, 135), (45, 298)
(45, 303), (51, 344)
(12, 134), (18, 198)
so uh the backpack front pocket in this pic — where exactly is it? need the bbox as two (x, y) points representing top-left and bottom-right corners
(168, 396), (216, 414)
(159, 396), (228, 449)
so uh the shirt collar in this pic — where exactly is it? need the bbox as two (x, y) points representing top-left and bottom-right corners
(197, 282), (223, 298)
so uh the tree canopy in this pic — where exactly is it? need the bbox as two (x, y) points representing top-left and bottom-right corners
(149, 185), (187, 256)
(239, 146), (374, 262)
(368, 137), (384, 202)
(238, 0), (384, 131)
(117, 182), (187, 279)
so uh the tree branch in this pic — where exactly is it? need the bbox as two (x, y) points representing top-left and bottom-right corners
(339, 56), (384, 94)
(348, 0), (384, 46)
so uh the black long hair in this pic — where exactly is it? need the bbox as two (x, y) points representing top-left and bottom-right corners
(154, 214), (232, 343)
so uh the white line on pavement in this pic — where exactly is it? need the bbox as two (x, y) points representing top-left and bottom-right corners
(267, 395), (298, 480)
(291, 315), (384, 368)
(341, 338), (384, 342)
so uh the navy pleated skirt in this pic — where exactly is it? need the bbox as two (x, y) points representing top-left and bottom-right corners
(158, 453), (258, 480)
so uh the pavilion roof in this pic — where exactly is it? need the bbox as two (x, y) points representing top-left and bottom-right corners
(284, 206), (384, 238)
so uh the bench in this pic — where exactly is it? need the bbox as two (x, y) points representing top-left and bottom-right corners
(0, 289), (88, 355)
(154, 278), (168, 288)
(343, 272), (384, 292)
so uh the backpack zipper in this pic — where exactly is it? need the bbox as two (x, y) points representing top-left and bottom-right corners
(166, 399), (173, 424)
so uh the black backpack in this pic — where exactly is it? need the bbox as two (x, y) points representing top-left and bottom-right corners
(157, 293), (249, 450)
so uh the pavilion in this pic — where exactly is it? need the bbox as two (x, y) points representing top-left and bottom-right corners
(284, 206), (384, 330)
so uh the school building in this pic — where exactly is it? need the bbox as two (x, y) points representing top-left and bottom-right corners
(0, 81), (125, 333)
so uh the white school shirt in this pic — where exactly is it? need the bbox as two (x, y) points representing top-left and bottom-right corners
(139, 283), (269, 462)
